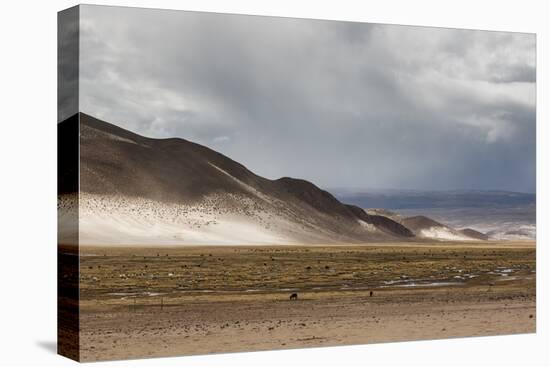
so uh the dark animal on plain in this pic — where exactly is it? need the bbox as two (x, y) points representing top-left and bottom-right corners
(290, 293), (298, 301)
(370, 291), (373, 297)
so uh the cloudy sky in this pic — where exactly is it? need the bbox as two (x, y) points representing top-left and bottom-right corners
(77, 5), (536, 193)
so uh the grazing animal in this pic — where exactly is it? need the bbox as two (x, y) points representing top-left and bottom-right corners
(290, 293), (298, 301)
(370, 291), (373, 297)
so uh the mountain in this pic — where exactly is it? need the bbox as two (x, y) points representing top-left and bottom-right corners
(66, 113), (419, 245)
(458, 228), (489, 241)
(365, 208), (403, 222)
(345, 205), (414, 238)
(401, 216), (483, 241)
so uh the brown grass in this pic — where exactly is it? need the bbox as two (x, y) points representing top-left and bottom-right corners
(76, 241), (536, 361)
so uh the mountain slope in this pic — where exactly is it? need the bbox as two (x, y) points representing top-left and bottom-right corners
(458, 228), (490, 241)
(75, 113), (413, 245)
(345, 205), (414, 237)
(401, 216), (483, 241)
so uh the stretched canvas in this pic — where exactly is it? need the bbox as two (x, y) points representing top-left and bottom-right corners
(58, 5), (536, 362)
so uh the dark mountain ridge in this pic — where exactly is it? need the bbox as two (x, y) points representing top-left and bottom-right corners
(72, 113), (415, 243)
(60, 113), (489, 244)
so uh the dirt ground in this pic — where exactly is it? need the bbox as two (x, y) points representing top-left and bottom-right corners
(76, 242), (536, 361)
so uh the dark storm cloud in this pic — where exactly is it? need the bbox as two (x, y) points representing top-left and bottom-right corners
(78, 5), (536, 193)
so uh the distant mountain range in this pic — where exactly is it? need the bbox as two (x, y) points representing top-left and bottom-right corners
(58, 113), (505, 245)
(331, 188), (535, 210)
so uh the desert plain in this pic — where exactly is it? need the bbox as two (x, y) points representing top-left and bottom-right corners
(65, 241), (536, 361)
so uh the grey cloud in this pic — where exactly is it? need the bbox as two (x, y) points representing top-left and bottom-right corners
(488, 63), (536, 83)
(77, 5), (536, 193)
(58, 6), (79, 122)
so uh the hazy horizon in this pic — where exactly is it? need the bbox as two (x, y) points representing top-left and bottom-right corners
(325, 186), (536, 195)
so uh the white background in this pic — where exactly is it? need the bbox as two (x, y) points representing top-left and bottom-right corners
(0, 0), (547, 366)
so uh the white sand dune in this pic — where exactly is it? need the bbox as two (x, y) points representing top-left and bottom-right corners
(77, 193), (329, 245)
(79, 214), (291, 245)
